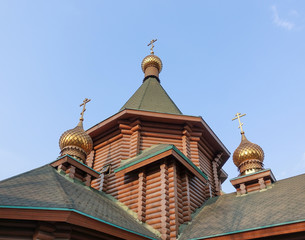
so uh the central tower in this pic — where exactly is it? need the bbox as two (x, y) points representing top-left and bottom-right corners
(86, 42), (230, 239)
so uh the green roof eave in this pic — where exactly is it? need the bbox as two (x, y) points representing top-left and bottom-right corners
(52, 154), (101, 175)
(0, 206), (159, 240)
(185, 217), (305, 240)
(230, 168), (274, 181)
(115, 144), (208, 181)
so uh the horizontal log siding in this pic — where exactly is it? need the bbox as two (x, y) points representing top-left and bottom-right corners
(168, 163), (178, 239)
(91, 138), (122, 191)
(176, 173), (184, 225)
(145, 166), (162, 232)
(117, 173), (139, 211)
(198, 143), (216, 196)
(189, 174), (206, 213)
(180, 171), (191, 224)
(140, 134), (183, 152)
(189, 140), (200, 167)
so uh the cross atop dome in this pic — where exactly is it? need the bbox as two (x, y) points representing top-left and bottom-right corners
(232, 112), (246, 134)
(147, 39), (157, 54)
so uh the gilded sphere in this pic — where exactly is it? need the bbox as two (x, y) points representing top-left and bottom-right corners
(233, 135), (264, 168)
(59, 125), (93, 155)
(141, 55), (163, 73)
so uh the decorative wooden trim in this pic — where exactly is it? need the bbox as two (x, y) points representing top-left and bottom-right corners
(130, 121), (141, 157)
(168, 163), (179, 238)
(212, 161), (220, 195)
(230, 169), (276, 195)
(137, 171), (146, 222)
(160, 163), (170, 239)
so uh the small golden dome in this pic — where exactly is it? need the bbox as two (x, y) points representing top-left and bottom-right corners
(59, 98), (93, 162)
(141, 54), (163, 73)
(233, 133), (264, 175)
(59, 121), (93, 162)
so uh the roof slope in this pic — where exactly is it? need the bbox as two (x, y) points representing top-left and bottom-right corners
(179, 173), (305, 239)
(115, 144), (208, 181)
(0, 165), (159, 239)
(120, 77), (182, 114)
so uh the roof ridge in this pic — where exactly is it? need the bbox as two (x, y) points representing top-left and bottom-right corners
(137, 77), (150, 110)
(52, 169), (75, 209)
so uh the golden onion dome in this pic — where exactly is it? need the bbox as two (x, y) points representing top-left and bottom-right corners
(59, 122), (93, 154)
(233, 133), (264, 175)
(59, 121), (93, 162)
(59, 98), (93, 162)
(141, 54), (163, 73)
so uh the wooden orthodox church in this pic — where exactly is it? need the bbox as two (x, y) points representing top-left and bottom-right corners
(1, 43), (305, 240)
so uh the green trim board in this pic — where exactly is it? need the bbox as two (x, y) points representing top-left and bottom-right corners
(0, 206), (159, 240)
(230, 168), (274, 181)
(186, 218), (305, 240)
(115, 144), (208, 180)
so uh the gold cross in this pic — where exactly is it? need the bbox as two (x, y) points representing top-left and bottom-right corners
(147, 39), (157, 54)
(232, 112), (246, 134)
(79, 98), (91, 122)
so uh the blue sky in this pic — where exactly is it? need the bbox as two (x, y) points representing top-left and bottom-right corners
(0, 1), (304, 193)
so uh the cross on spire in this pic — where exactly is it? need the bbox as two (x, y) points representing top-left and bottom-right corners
(232, 112), (246, 134)
(79, 98), (91, 122)
(147, 39), (157, 54)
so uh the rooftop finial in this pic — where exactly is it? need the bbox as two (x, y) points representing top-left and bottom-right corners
(232, 112), (246, 134)
(79, 98), (91, 123)
(147, 39), (157, 54)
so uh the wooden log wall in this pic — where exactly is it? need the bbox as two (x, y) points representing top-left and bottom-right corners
(139, 121), (184, 152)
(145, 165), (162, 229)
(198, 142), (216, 196)
(188, 174), (207, 212)
(88, 118), (222, 239)
(168, 163), (179, 239)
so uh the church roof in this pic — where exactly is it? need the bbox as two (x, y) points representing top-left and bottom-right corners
(0, 165), (160, 240)
(115, 144), (208, 181)
(178, 173), (305, 239)
(120, 77), (182, 115)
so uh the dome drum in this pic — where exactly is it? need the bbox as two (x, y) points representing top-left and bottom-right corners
(141, 55), (163, 77)
(238, 159), (264, 176)
(60, 146), (87, 162)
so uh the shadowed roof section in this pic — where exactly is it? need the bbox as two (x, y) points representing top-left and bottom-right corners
(120, 77), (182, 114)
(178, 173), (305, 240)
(0, 165), (160, 240)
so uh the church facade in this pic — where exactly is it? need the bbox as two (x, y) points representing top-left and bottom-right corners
(1, 45), (305, 240)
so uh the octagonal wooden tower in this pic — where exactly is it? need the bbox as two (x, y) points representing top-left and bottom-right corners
(85, 63), (230, 240)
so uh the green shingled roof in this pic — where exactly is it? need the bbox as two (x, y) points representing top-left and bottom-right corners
(0, 165), (160, 240)
(178, 173), (305, 239)
(120, 77), (182, 114)
(115, 144), (208, 180)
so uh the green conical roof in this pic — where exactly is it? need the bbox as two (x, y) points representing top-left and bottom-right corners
(120, 77), (182, 115)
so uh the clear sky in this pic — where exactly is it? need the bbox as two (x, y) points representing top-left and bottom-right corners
(0, 1), (304, 193)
